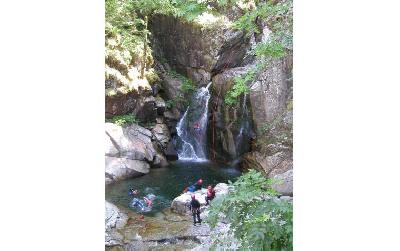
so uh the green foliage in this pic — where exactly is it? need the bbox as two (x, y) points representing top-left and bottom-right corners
(105, 0), (176, 85)
(168, 70), (196, 95)
(233, 7), (260, 35)
(233, 0), (293, 60)
(165, 99), (175, 109)
(106, 114), (139, 126)
(206, 170), (293, 250)
(223, 0), (293, 107)
(233, 0), (292, 35)
(173, 0), (209, 22)
(224, 67), (257, 106)
(255, 39), (286, 59)
(130, 0), (175, 16)
(181, 78), (196, 94)
(144, 68), (160, 84)
(105, 0), (144, 52)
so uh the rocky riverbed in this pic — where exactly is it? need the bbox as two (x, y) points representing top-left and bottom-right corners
(105, 183), (232, 251)
(106, 182), (293, 250)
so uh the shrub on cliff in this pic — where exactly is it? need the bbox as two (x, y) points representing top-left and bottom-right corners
(106, 114), (139, 126)
(206, 169), (293, 250)
(224, 0), (293, 106)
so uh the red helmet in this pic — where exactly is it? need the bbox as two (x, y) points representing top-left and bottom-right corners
(198, 179), (203, 184)
(191, 194), (195, 200)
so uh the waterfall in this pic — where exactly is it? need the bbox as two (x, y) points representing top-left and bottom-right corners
(176, 82), (212, 161)
(235, 93), (252, 156)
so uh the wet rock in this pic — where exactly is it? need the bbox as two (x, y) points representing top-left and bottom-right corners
(171, 183), (231, 215)
(105, 201), (128, 247)
(105, 192), (233, 250)
(119, 208), (211, 250)
(210, 66), (254, 161)
(152, 152), (169, 168)
(165, 141), (178, 161)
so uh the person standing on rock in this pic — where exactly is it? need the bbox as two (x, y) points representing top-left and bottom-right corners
(189, 194), (201, 226)
(205, 185), (216, 206)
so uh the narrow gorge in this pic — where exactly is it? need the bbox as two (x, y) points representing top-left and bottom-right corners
(105, 1), (293, 250)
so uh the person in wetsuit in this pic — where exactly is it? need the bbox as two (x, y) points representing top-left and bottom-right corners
(129, 189), (139, 197)
(129, 189), (154, 212)
(189, 194), (201, 226)
(205, 185), (216, 206)
(143, 196), (153, 208)
(185, 179), (203, 193)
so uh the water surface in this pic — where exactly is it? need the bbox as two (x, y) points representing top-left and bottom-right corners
(105, 160), (241, 216)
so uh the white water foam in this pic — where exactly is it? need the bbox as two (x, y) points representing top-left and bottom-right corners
(176, 82), (212, 160)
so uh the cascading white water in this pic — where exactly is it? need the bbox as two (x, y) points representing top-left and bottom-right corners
(235, 93), (251, 155)
(176, 82), (212, 161)
(176, 108), (197, 159)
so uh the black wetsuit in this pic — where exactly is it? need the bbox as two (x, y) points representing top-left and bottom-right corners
(189, 199), (201, 225)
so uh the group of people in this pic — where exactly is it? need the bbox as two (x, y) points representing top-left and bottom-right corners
(185, 179), (216, 226)
(128, 178), (216, 226)
(129, 189), (154, 212)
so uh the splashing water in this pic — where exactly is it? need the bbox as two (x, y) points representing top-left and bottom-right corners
(176, 82), (212, 160)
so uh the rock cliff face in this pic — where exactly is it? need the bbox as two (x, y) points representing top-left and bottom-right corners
(150, 13), (254, 162)
(241, 55), (293, 194)
(150, 13), (293, 195)
(210, 66), (254, 161)
(150, 14), (250, 86)
(105, 29), (159, 123)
